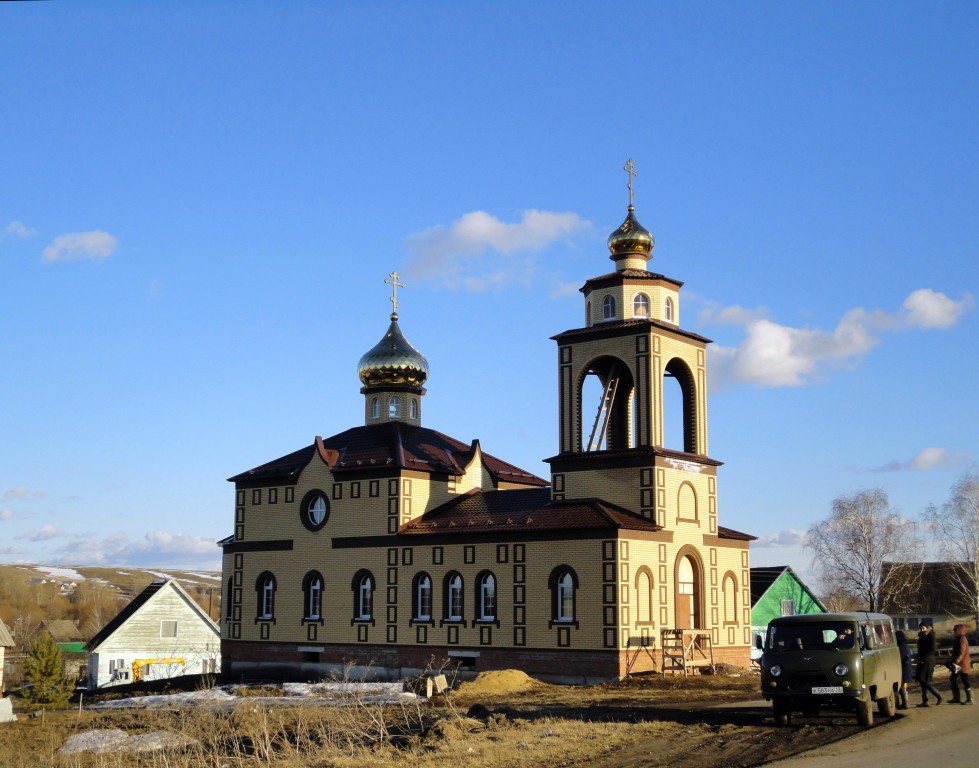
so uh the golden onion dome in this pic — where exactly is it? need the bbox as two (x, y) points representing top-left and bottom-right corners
(357, 313), (429, 388)
(607, 205), (654, 258)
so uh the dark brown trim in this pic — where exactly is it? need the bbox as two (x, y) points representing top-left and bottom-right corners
(222, 539), (294, 553)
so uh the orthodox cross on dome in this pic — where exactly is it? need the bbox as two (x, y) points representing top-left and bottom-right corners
(384, 271), (405, 314)
(623, 158), (638, 208)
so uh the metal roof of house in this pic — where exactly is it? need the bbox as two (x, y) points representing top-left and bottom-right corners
(228, 422), (548, 488)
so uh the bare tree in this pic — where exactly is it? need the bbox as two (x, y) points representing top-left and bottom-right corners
(807, 488), (922, 611)
(924, 470), (979, 627)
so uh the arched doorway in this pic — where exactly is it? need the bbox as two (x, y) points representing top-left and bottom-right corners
(675, 552), (702, 629)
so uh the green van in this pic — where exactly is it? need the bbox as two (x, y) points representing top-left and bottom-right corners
(758, 612), (902, 726)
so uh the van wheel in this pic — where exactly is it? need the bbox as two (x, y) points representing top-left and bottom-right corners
(773, 703), (791, 727)
(856, 698), (874, 726)
(877, 689), (896, 717)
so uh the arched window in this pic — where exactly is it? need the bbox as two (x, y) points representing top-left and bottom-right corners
(389, 396), (401, 418)
(256, 572), (276, 620)
(677, 482), (698, 522)
(723, 573), (738, 624)
(665, 296), (675, 322)
(602, 295), (616, 321)
(303, 571), (323, 620)
(352, 571), (374, 620)
(636, 568), (653, 624)
(413, 573), (432, 621)
(300, 490), (329, 532)
(410, 398), (418, 420)
(445, 573), (463, 621)
(371, 397), (380, 419)
(549, 566), (578, 623)
(633, 293), (650, 317)
(477, 572), (496, 621)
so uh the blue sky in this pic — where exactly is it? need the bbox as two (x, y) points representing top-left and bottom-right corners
(2, 2), (976, 583)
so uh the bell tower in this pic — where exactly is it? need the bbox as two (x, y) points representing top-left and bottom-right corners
(546, 161), (721, 531)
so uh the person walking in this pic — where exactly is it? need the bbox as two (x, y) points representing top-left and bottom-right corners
(896, 630), (914, 710)
(916, 622), (943, 707)
(949, 623), (973, 705)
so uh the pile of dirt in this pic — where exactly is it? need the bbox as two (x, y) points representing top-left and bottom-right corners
(454, 669), (542, 696)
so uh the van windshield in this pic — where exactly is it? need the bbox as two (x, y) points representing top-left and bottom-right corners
(767, 622), (858, 652)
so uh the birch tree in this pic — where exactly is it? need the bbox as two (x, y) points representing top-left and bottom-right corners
(924, 470), (979, 627)
(806, 488), (922, 611)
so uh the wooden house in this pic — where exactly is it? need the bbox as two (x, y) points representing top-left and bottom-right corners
(221, 180), (755, 684)
(880, 561), (977, 635)
(0, 618), (13, 695)
(749, 566), (825, 659)
(85, 579), (220, 689)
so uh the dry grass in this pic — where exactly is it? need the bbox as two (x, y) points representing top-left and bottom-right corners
(0, 668), (874, 768)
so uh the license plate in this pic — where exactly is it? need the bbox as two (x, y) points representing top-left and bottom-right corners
(812, 686), (843, 694)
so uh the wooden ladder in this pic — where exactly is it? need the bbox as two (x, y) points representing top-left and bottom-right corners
(660, 629), (716, 676)
(587, 364), (619, 451)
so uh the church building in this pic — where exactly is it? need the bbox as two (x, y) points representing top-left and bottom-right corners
(220, 169), (754, 683)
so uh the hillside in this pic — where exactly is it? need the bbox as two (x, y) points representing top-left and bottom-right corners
(0, 563), (221, 646)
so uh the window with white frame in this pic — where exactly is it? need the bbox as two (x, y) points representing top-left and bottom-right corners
(257, 573), (276, 620)
(389, 396), (401, 418)
(304, 572), (323, 620)
(478, 573), (496, 621)
(357, 574), (373, 620)
(556, 571), (575, 622)
(665, 296), (675, 322)
(780, 599), (796, 616)
(410, 398), (418, 419)
(602, 295), (616, 321)
(447, 573), (463, 621)
(415, 574), (432, 621)
(371, 397), (380, 419)
(160, 620), (178, 638)
(633, 293), (650, 317)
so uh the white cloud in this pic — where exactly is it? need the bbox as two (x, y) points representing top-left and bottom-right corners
(405, 209), (589, 292)
(0, 509), (13, 521)
(4, 486), (44, 500)
(902, 289), (974, 329)
(871, 447), (971, 473)
(752, 528), (809, 548)
(2, 220), (34, 239)
(0, 545), (26, 555)
(42, 230), (118, 263)
(707, 289), (972, 388)
(52, 530), (220, 569)
(16, 524), (64, 542)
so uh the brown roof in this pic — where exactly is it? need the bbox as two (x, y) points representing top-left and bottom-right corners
(43, 619), (83, 643)
(718, 525), (756, 542)
(581, 269), (684, 291)
(551, 318), (712, 345)
(229, 423), (548, 487)
(399, 487), (663, 536)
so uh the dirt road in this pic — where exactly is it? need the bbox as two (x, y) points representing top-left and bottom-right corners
(768, 700), (978, 767)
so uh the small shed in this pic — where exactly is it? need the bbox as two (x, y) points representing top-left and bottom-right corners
(0, 618), (14, 695)
(85, 579), (220, 689)
(43, 620), (86, 653)
(750, 566), (826, 659)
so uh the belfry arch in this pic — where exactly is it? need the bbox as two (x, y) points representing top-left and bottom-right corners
(579, 355), (636, 451)
(662, 356), (698, 454)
